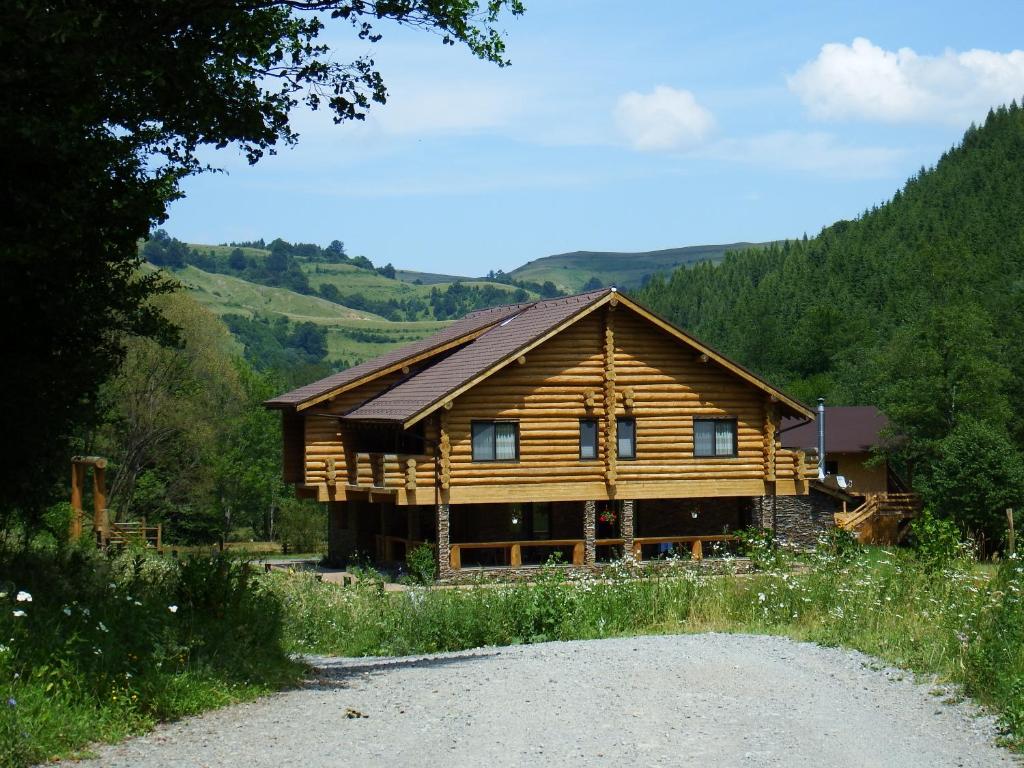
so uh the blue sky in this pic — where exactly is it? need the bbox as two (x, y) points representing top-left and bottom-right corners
(165, 0), (1024, 275)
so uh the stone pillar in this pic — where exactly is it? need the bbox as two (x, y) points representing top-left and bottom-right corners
(436, 503), (452, 580)
(583, 500), (596, 566)
(620, 499), (635, 560)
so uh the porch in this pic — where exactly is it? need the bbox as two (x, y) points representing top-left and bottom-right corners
(327, 497), (752, 577)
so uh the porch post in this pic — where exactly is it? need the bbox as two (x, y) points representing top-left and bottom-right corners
(583, 500), (596, 566)
(621, 499), (635, 560)
(436, 502), (452, 579)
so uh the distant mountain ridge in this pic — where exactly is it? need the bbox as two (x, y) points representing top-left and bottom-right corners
(506, 242), (765, 293)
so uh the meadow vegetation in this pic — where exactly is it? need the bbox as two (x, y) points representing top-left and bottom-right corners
(273, 531), (1024, 752)
(0, 545), (298, 768)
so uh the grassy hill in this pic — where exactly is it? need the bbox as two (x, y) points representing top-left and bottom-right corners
(305, 262), (534, 303)
(507, 243), (763, 293)
(175, 266), (384, 322)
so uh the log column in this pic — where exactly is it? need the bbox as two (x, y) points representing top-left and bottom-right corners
(583, 500), (596, 566)
(69, 463), (85, 540)
(436, 503), (452, 580)
(326, 501), (348, 566)
(620, 499), (635, 560)
(603, 304), (618, 487)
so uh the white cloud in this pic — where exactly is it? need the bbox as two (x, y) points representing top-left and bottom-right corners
(789, 37), (1024, 123)
(710, 131), (904, 179)
(614, 86), (715, 151)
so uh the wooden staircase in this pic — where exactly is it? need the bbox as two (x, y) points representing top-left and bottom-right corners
(104, 520), (162, 549)
(835, 493), (921, 544)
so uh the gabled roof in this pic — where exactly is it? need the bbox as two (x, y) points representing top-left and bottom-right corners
(264, 301), (529, 410)
(267, 288), (814, 423)
(344, 289), (612, 425)
(781, 406), (889, 453)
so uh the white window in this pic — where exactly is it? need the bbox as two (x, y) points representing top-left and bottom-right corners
(472, 421), (518, 461)
(616, 418), (636, 459)
(694, 418), (736, 457)
(580, 419), (598, 460)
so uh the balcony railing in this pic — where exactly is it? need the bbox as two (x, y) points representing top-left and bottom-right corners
(347, 453), (433, 491)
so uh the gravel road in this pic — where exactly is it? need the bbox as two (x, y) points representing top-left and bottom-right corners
(67, 634), (1017, 767)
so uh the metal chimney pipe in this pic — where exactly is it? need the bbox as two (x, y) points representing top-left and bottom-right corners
(817, 397), (826, 479)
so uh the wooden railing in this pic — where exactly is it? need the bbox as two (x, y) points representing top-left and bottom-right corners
(105, 520), (161, 549)
(835, 492), (922, 544)
(632, 535), (739, 561)
(449, 539), (585, 570)
(348, 453), (432, 491)
(448, 534), (741, 570)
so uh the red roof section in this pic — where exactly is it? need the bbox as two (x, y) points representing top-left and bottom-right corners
(781, 406), (890, 453)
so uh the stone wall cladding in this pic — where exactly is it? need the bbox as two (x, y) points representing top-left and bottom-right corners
(753, 488), (840, 548)
(584, 500), (596, 565)
(620, 499), (635, 554)
(436, 503), (452, 580)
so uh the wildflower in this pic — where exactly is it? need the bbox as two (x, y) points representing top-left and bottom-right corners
(168, 605), (178, 613)
(12, 610), (26, 618)
(757, 593), (767, 603)
(62, 606), (72, 616)
(15, 591), (31, 603)
(7, 698), (15, 707)
(98, 622), (109, 633)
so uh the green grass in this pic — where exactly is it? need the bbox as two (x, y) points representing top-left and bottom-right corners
(325, 318), (448, 365)
(173, 266), (382, 323)
(508, 243), (765, 292)
(0, 546), (300, 768)
(304, 262), (537, 304)
(271, 543), (1024, 751)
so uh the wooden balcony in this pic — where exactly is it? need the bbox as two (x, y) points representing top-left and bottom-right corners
(346, 453), (433, 493)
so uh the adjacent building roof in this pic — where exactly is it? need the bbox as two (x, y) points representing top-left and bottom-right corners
(781, 406), (890, 453)
(267, 287), (815, 424)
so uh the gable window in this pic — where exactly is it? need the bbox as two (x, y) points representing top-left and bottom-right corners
(693, 418), (737, 458)
(579, 419), (598, 460)
(616, 417), (636, 459)
(471, 421), (518, 462)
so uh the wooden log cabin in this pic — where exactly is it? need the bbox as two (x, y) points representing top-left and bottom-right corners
(266, 288), (819, 578)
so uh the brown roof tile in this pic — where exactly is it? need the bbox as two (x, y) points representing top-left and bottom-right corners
(264, 301), (529, 408)
(342, 289), (611, 423)
(781, 406), (890, 453)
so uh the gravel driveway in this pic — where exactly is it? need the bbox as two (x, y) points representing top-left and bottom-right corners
(67, 634), (1017, 767)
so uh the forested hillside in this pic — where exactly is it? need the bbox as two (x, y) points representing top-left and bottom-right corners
(638, 102), (1024, 542)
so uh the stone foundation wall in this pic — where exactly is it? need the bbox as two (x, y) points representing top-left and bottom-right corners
(753, 489), (841, 548)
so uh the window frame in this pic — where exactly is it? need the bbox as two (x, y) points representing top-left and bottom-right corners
(692, 417), (738, 458)
(579, 418), (599, 461)
(616, 417), (637, 460)
(470, 420), (520, 463)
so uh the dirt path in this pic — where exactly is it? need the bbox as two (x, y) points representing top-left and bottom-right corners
(66, 634), (1017, 767)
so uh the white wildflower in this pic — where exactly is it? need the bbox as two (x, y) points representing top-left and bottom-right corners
(757, 592), (767, 603)
(98, 622), (108, 633)
(15, 591), (31, 603)
(62, 606), (72, 616)
(168, 605), (178, 614)
(12, 610), (26, 618)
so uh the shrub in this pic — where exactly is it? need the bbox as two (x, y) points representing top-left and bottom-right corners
(911, 508), (972, 570)
(276, 499), (325, 554)
(405, 543), (436, 584)
(735, 526), (789, 571)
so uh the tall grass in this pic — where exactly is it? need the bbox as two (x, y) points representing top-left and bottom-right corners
(272, 544), (1024, 749)
(0, 545), (299, 768)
